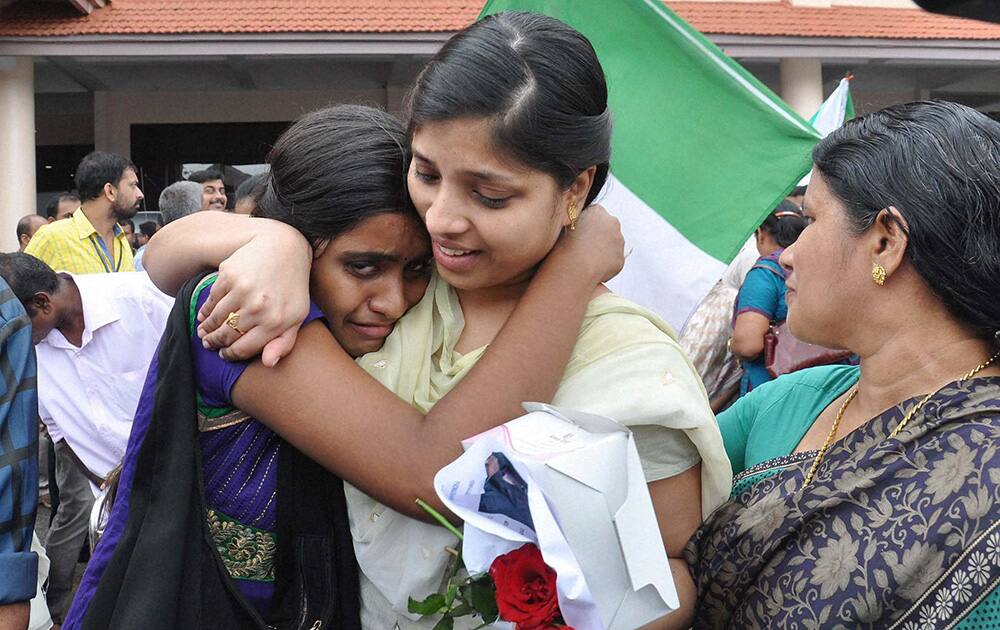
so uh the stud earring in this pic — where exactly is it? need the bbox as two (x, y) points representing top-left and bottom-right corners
(567, 202), (579, 231)
(872, 262), (887, 286)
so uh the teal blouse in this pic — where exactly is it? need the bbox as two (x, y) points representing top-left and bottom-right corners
(717, 364), (861, 475)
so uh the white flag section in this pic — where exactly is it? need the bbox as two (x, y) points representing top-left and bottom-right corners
(434, 404), (678, 630)
(600, 174), (727, 330)
(800, 77), (854, 185)
(810, 77), (853, 137)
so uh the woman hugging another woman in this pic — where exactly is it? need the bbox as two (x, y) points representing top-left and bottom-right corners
(133, 11), (731, 630)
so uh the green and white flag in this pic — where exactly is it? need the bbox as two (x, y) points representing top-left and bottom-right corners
(480, 0), (820, 328)
(800, 76), (855, 185)
(810, 76), (855, 137)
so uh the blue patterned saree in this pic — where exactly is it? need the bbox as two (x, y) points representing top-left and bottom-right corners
(687, 376), (1000, 628)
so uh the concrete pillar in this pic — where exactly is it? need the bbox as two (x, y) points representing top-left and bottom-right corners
(780, 58), (824, 119)
(0, 57), (36, 253)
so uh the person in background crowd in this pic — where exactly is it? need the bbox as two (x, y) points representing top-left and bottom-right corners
(134, 181), (201, 271)
(156, 181), (201, 227)
(26, 152), (140, 275)
(45, 193), (79, 223)
(23, 151), (140, 627)
(786, 184), (807, 208)
(118, 221), (136, 252)
(0, 252), (171, 493)
(0, 273), (41, 630)
(679, 237), (760, 412)
(233, 172), (267, 215)
(187, 168), (227, 211)
(17, 215), (48, 252)
(730, 200), (808, 396)
(136, 222), (157, 248)
(688, 100), (1000, 628)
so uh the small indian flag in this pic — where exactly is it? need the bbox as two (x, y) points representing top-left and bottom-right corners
(811, 75), (856, 137)
(480, 0), (821, 329)
(799, 75), (855, 185)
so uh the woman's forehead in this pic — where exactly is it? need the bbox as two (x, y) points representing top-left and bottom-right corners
(411, 118), (532, 178)
(330, 213), (429, 256)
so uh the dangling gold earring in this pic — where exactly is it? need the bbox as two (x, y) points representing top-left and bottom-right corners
(567, 202), (579, 231)
(872, 262), (887, 286)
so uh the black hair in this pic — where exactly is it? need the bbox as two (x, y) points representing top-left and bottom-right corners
(407, 11), (611, 206)
(790, 185), (808, 197)
(813, 100), (1000, 341)
(759, 199), (808, 248)
(45, 191), (80, 219)
(255, 105), (415, 246)
(139, 221), (158, 238)
(235, 173), (268, 203)
(187, 168), (225, 185)
(75, 152), (136, 202)
(0, 253), (60, 315)
(118, 219), (134, 232)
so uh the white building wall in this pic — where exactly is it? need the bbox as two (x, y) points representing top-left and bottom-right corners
(92, 87), (391, 157)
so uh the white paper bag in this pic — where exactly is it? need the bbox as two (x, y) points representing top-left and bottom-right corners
(434, 404), (678, 630)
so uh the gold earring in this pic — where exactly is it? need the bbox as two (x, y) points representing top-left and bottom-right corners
(872, 262), (886, 286)
(567, 203), (578, 231)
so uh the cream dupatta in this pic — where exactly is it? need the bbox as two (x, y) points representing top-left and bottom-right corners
(348, 273), (732, 628)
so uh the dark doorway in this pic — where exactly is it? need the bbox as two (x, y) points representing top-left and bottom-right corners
(131, 121), (290, 213)
(37, 144), (95, 192)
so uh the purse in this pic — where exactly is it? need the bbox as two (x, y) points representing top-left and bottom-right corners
(763, 321), (852, 378)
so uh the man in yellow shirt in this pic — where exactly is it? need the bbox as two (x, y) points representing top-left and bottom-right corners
(26, 152), (142, 274)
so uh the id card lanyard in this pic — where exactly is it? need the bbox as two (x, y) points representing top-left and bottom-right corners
(90, 234), (122, 273)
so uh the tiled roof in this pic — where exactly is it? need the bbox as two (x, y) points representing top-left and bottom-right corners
(1, 0), (999, 40)
(0, 0), (482, 35)
(669, 1), (1000, 40)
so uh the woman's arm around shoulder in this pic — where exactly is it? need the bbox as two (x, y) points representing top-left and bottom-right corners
(232, 206), (625, 521)
(143, 212), (313, 367)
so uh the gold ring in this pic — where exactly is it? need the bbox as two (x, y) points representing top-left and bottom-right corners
(225, 311), (246, 335)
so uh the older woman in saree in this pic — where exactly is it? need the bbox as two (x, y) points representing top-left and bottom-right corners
(686, 100), (1000, 628)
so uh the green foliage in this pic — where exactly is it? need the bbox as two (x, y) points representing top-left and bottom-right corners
(408, 593), (446, 616)
(467, 576), (499, 622)
(410, 499), (501, 628)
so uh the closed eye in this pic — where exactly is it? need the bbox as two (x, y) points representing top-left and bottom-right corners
(405, 257), (433, 276)
(414, 170), (439, 184)
(474, 191), (509, 209)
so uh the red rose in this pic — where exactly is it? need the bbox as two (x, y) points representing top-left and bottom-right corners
(489, 544), (569, 630)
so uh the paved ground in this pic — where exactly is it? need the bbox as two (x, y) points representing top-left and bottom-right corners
(36, 500), (89, 616)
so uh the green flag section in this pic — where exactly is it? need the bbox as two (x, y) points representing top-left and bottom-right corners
(480, 0), (820, 328)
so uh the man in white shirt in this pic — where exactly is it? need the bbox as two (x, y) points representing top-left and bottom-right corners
(0, 253), (172, 625)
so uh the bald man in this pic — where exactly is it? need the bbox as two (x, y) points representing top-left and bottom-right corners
(16, 215), (48, 252)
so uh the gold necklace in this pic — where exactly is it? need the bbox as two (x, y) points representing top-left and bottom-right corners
(802, 349), (1000, 487)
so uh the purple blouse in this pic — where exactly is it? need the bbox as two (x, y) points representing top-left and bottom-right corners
(63, 285), (324, 629)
